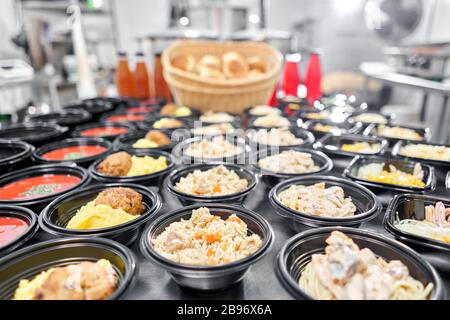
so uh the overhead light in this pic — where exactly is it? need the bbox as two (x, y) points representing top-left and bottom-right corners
(248, 14), (260, 24)
(179, 16), (189, 26)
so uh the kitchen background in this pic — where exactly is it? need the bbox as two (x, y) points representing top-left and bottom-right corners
(1, 0), (450, 140)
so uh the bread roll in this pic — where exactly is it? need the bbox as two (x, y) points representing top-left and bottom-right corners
(247, 56), (266, 73)
(198, 66), (224, 79)
(171, 54), (196, 72)
(198, 55), (221, 71)
(222, 51), (249, 79)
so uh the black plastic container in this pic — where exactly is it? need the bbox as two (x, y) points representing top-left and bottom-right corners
(0, 139), (34, 174)
(0, 205), (38, 257)
(25, 109), (92, 129)
(0, 164), (90, 210)
(246, 128), (315, 152)
(302, 119), (362, 138)
(39, 183), (161, 246)
(166, 163), (258, 205)
(276, 227), (443, 300)
(384, 194), (450, 257)
(172, 136), (248, 165)
(140, 203), (273, 291)
(269, 176), (381, 230)
(100, 112), (147, 126)
(71, 122), (135, 141)
(64, 98), (116, 122)
(113, 129), (176, 152)
(363, 123), (432, 146)
(0, 237), (137, 300)
(198, 112), (241, 127)
(140, 115), (193, 131)
(343, 155), (436, 193)
(252, 148), (333, 187)
(248, 116), (296, 130)
(0, 123), (68, 147)
(244, 105), (284, 119)
(89, 149), (175, 186)
(190, 122), (241, 137)
(348, 112), (394, 127)
(32, 138), (113, 168)
(392, 140), (450, 168)
(313, 133), (388, 158)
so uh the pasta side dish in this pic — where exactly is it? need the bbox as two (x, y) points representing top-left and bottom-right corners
(299, 231), (433, 300)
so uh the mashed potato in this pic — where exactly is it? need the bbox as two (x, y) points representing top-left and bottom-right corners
(132, 139), (158, 148)
(67, 201), (137, 229)
(127, 155), (168, 176)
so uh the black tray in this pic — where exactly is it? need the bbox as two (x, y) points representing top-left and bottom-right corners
(363, 123), (432, 146)
(0, 123), (68, 147)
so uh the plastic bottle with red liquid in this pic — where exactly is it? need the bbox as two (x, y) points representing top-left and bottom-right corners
(115, 51), (134, 97)
(304, 52), (322, 104)
(133, 52), (152, 100)
(280, 53), (301, 98)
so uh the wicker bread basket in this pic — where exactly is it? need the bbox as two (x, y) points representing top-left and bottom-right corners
(162, 40), (283, 114)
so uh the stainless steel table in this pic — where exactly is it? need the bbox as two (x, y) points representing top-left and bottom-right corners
(31, 154), (450, 300)
(360, 62), (450, 143)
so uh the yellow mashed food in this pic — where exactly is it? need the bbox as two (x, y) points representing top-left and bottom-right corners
(127, 155), (167, 176)
(66, 201), (138, 230)
(132, 139), (159, 148)
(175, 106), (191, 117)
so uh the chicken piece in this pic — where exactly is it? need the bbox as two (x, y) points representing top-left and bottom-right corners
(97, 152), (132, 177)
(413, 163), (424, 180)
(434, 201), (447, 225)
(160, 103), (178, 116)
(145, 130), (171, 146)
(34, 261), (117, 300)
(94, 187), (145, 216)
(247, 56), (266, 73)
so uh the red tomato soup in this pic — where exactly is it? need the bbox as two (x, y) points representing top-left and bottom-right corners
(81, 127), (129, 137)
(127, 106), (154, 113)
(0, 217), (28, 247)
(0, 174), (81, 200)
(42, 145), (107, 161)
(106, 114), (145, 122)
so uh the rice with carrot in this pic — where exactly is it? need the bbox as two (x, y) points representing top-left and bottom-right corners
(151, 207), (262, 266)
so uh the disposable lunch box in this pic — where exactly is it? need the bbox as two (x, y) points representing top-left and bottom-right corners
(269, 175), (381, 230)
(0, 164), (91, 211)
(113, 129), (176, 153)
(252, 148), (333, 187)
(363, 123), (432, 147)
(140, 203), (273, 291)
(71, 122), (135, 141)
(0, 237), (137, 300)
(32, 138), (113, 168)
(343, 155), (436, 193)
(246, 128), (315, 152)
(0, 123), (68, 147)
(166, 163), (259, 205)
(39, 183), (161, 246)
(89, 149), (175, 186)
(172, 136), (248, 165)
(313, 133), (388, 158)
(0, 205), (38, 257)
(276, 227), (444, 300)
(0, 139), (34, 174)
(25, 109), (92, 129)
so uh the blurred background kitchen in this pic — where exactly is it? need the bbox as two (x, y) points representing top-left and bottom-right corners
(1, 0), (450, 141)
